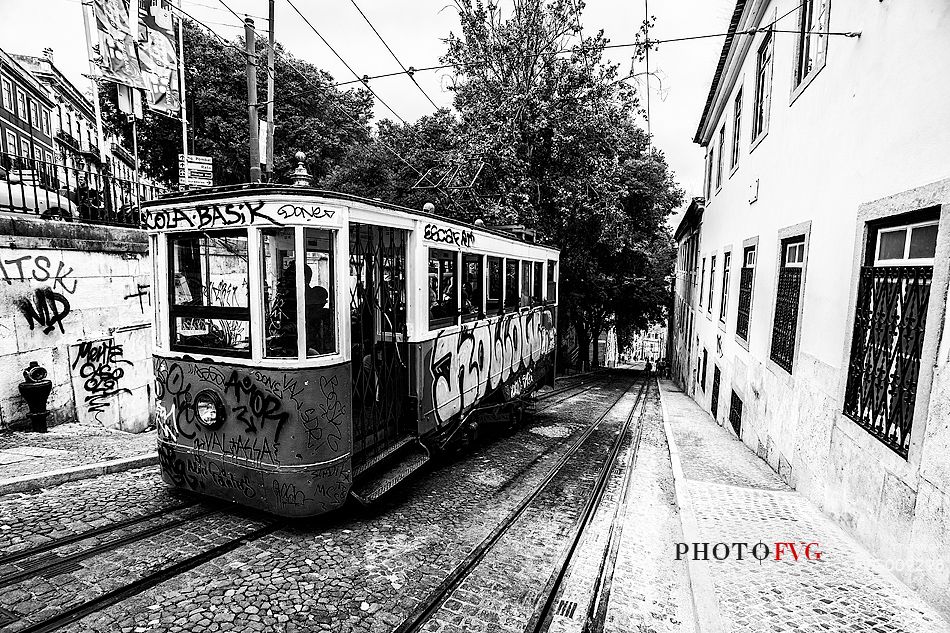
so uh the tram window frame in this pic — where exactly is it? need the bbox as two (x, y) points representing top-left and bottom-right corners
(505, 258), (520, 311)
(533, 261), (543, 303)
(429, 248), (459, 330)
(461, 253), (484, 322)
(520, 261), (533, 307)
(546, 260), (557, 303)
(167, 229), (251, 358)
(487, 255), (503, 315)
(261, 227), (298, 359)
(304, 228), (337, 356)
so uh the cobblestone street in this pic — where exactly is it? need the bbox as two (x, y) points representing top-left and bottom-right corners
(0, 372), (946, 632)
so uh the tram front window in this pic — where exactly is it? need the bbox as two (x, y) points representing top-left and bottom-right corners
(305, 228), (336, 356)
(262, 228), (297, 358)
(169, 230), (250, 356)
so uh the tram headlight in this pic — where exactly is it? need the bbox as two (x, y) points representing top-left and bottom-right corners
(193, 390), (225, 429)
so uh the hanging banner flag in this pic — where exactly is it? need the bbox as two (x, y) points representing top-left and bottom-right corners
(137, 0), (181, 116)
(91, 0), (145, 88)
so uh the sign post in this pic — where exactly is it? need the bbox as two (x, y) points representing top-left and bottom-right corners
(178, 153), (213, 187)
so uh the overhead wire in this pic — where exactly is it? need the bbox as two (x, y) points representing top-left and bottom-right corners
(347, 0), (441, 110)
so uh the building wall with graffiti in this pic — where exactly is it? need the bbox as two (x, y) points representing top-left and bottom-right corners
(0, 216), (153, 432)
(419, 305), (556, 431)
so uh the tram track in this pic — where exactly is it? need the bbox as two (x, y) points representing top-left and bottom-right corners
(394, 371), (649, 633)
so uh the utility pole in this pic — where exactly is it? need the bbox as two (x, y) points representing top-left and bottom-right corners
(176, 0), (189, 189)
(643, 0), (652, 151)
(245, 17), (261, 183)
(265, 0), (275, 178)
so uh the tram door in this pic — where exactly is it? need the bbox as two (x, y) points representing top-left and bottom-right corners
(349, 223), (410, 467)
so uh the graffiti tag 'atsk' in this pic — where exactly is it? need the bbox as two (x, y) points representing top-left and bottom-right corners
(0, 255), (78, 294)
(430, 307), (555, 424)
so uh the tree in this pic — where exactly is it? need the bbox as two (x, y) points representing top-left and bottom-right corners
(100, 22), (374, 186)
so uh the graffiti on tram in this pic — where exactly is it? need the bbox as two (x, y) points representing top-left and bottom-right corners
(426, 306), (556, 425)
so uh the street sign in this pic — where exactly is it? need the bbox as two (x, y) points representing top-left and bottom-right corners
(178, 154), (213, 187)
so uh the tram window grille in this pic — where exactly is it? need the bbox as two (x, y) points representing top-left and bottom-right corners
(461, 254), (484, 322)
(505, 258), (520, 310)
(429, 249), (458, 329)
(843, 261), (933, 458)
(487, 256), (503, 314)
(729, 390), (743, 436)
(736, 246), (756, 340)
(168, 230), (251, 357)
(520, 261), (533, 307)
(546, 259), (557, 302)
(770, 236), (806, 372)
(711, 366), (721, 418)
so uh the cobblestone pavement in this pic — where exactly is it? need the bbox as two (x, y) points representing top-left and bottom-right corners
(0, 374), (647, 633)
(0, 424), (156, 480)
(659, 379), (950, 633)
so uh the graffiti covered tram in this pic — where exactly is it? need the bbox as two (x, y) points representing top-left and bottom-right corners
(143, 185), (559, 517)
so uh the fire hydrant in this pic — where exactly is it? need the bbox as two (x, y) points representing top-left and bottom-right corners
(18, 361), (52, 433)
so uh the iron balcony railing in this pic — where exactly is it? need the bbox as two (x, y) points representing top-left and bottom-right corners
(0, 150), (163, 228)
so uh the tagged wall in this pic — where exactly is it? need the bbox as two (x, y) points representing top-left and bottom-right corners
(0, 216), (153, 432)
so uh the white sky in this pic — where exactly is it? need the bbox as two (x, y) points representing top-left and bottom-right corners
(0, 0), (736, 217)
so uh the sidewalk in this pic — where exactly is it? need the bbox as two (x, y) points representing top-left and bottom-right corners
(0, 424), (156, 495)
(657, 379), (950, 633)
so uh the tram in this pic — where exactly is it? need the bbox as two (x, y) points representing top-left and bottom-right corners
(143, 183), (560, 517)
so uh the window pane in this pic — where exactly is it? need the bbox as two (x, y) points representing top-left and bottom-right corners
(461, 254), (483, 321)
(487, 256), (503, 313)
(533, 261), (543, 300)
(429, 249), (458, 328)
(521, 261), (532, 306)
(505, 259), (520, 309)
(174, 317), (249, 352)
(305, 229), (336, 356)
(909, 225), (938, 259)
(546, 260), (557, 301)
(878, 229), (906, 261)
(262, 228), (297, 358)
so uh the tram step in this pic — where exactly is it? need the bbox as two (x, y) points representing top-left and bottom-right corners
(350, 442), (430, 505)
(352, 435), (419, 480)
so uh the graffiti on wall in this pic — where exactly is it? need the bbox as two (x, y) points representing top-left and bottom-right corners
(18, 288), (71, 335)
(124, 283), (152, 313)
(8, 256), (79, 336)
(429, 307), (556, 425)
(69, 338), (133, 425)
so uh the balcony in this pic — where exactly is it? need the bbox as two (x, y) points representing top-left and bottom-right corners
(110, 142), (133, 166)
(54, 130), (81, 154)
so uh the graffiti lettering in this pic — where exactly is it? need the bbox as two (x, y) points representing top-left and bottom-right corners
(275, 204), (335, 221)
(141, 201), (270, 230)
(0, 255), (77, 294)
(124, 283), (152, 313)
(424, 223), (475, 248)
(430, 307), (555, 424)
(194, 431), (278, 465)
(273, 480), (311, 507)
(71, 339), (133, 424)
(223, 370), (291, 442)
(18, 287), (71, 335)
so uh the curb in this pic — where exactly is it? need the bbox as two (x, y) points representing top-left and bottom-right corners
(656, 378), (725, 633)
(0, 452), (158, 496)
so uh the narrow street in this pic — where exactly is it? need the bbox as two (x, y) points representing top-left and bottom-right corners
(0, 370), (945, 632)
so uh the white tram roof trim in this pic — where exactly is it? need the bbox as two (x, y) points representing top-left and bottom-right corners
(141, 184), (560, 257)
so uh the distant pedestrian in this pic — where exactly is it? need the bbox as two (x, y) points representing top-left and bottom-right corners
(644, 360), (653, 375)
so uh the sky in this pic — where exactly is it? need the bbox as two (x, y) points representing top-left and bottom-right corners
(0, 0), (737, 219)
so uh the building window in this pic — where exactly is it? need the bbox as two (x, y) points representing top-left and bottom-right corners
(770, 236), (806, 372)
(843, 213), (938, 458)
(15, 88), (25, 120)
(729, 390), (743, 436)
(752, 31), (773, 141)
(701, 348), (708, 391)
(699, 257), (706, 307)
(487, 256), (503, 314)
(708, 255), (716, 313)
(719, 251), (731, 322)
(42, 110), (51, 136)
(715, 124), (725, 189)
(704, 150), (713, 199)
(1, 78), (11, 111)
(5, 131), (17, 156)
(29, 100), (38, 127)
(794, 0), (830, 89)
(731, 88), (742, 170)
(461, 253), (483, 322)
(428, 249), (458, 330)
(711, 366), (721, 418)
(736, 246), (756, 340)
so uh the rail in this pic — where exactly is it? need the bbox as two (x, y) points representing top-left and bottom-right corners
(0, 150), (163, 228)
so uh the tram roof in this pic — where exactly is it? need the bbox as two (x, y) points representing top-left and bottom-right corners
(142, 183), (560, 255)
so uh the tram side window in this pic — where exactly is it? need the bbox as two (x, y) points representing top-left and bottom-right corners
(429, 249), (458, 329)
(461, 254), (484, 322)
(547, 260), (557, 302)
(261, 228), (298, 358)
(169, 230), (250, 356)
(306, 229), (336, 356)
(533, 261), (543, 303)
(505, 259), (520, 310)
(487, 256), (503, 315)
(520, 261), (533, 307)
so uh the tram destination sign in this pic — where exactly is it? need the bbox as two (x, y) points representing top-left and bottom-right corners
(142, 200), (343, 231)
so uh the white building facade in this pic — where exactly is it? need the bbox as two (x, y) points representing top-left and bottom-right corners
(673, 0), (950, 616)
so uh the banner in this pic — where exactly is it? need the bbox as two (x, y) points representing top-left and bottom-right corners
(91, 0), (145, 88)
(137, 0), (181, 116)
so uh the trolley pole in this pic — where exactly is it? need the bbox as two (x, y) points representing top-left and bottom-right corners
(245, 17), (261, 183)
